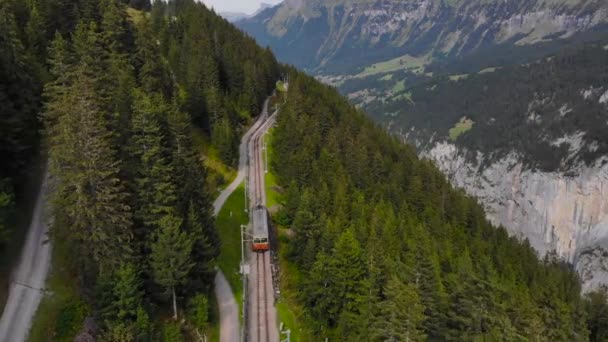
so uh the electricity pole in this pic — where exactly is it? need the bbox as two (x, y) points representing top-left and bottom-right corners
(263, 136), (268, 174)
(244, 175), (248, 212)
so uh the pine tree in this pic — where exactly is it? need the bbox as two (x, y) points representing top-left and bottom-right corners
(150, 214), (194, 319)
(0, 4), (41, 178)
(25, 3), (47, 62)
(43, 32), (73, 137)
(134, 17), (169, 96)
(371, 276), (426, 342)
(211, 115), (235, 165)
(586, 289), (608, 342)
(48, 64), (133, 275)
(184, 202), (217, 291)
(113, 263), (143, 321)
(100, 0), (129, 54)
(128, 90), (177, 230)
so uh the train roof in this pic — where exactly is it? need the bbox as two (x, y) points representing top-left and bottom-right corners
(252, 206), (269, 238)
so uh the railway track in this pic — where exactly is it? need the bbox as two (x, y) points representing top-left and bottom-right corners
(248, 106), (278, 342)
(256, 252), (270, 342)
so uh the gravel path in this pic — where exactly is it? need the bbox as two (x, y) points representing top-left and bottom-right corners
(0, 177), (52, 342)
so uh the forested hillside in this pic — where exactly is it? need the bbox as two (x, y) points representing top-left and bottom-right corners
(2, 0), (279, 339)
(271, 71), (608, 341)
(362, 43), (608, 172)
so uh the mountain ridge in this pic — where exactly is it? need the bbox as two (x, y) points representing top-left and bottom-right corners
(239, 0), (608, 74)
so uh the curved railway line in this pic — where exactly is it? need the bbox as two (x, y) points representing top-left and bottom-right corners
(247, 102), (278, 342)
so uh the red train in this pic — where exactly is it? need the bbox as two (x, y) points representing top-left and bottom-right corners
(252, 205), (269, 252)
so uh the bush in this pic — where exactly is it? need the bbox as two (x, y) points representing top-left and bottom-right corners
(188, 294), (209, 330)
(163, 322), (184, 342)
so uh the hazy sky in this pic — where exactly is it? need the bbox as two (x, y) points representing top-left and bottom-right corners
(201, 0), (283, 14)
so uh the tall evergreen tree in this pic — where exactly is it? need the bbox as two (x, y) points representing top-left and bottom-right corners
(150, 214), (194, 319)
(112, 263), (144, 321)
(371, 276), (427, 342)
(128, 90), (177, 230)
(48, 64), (133, 275)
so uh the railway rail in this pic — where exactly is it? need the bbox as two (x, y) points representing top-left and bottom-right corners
(247, 103), (278, 342)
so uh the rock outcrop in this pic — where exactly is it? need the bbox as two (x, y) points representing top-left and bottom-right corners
(423, 141), (608, 292)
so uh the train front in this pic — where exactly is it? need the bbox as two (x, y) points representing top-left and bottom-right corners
(252, 206), (270, 252)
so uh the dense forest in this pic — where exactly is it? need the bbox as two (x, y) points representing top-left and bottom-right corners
(3, 0), (608, 340)
(272, 70), (608, 341)
(1, 0), (278, 339)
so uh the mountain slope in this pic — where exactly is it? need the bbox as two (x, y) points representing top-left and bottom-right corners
(1, 0), (280, 339)
(270, 68), (605, 341)
(239, 0), (608, 74)
(355, 43), (608, 291)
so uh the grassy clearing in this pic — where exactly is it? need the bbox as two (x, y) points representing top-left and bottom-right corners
(191, 126), (236, 198)
(391, 92), (413, 104)
(449, 74), (469, 81)
(358, 53), (430, 77)
(28, 239), (90, 342)
(216, 183), (249, 313)
(264, 128), (282, 209)
(391, 80), (405, 92)
(380, 74), (393, 81)
(449, 117), (474, 141)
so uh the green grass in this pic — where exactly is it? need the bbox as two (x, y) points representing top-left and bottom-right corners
(216, 183), (249, 315)
(391, 80), (405, 92)
(391, 92), (413, 104)
(191, 126), (237, 198)
(264, 129), (283, 209)
(276, 301), (300, 342)
(28, 239), (90, 342)
(273, 237), (310, 341)
(449, 117), (474, 141)
(205, 294), (221, 342)
(380, 74), (393, 81)
(358, 53), (430, 77)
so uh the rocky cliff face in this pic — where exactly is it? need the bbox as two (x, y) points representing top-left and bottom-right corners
(239, 0), (608, 73)
(422, 141), (608, 292)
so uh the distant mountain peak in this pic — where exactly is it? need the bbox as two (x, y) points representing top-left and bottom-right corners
(253, 2), (276, 16)
(238, 0), (608, 73)
(220, 11), (249, 22)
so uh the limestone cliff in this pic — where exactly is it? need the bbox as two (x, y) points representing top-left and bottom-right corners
(423, 142), (608, 292)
